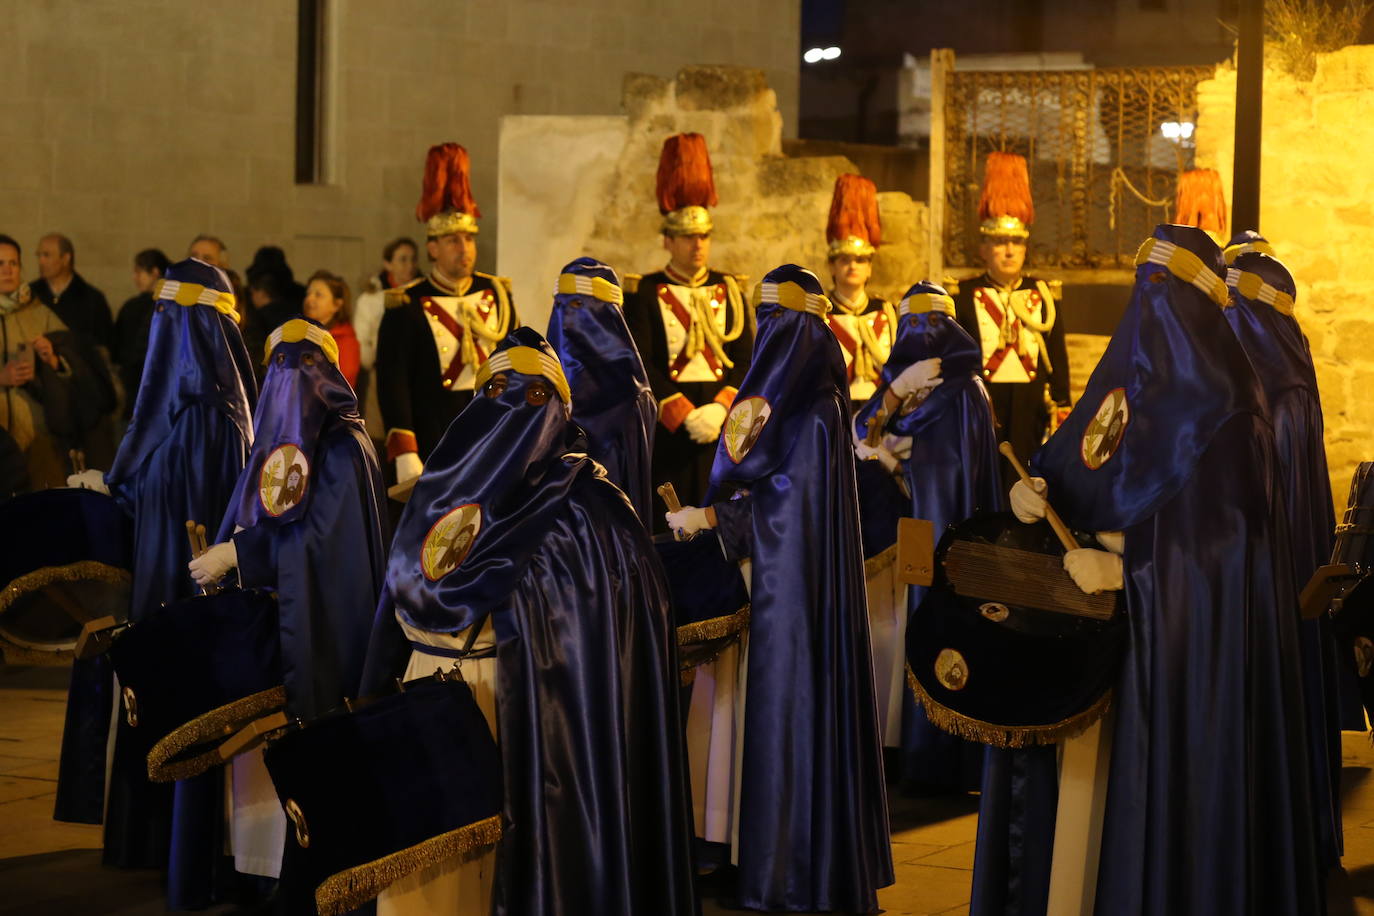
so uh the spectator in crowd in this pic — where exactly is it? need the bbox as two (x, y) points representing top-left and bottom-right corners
(31, 233), (114, 353)
(304, 270), (360, 387)
(113, 248), (170, 419)
(188, 234), (228, 267)
(354, 237), (419, 371)
(246, 245), (305, 313)
(0, 234), (101, 488)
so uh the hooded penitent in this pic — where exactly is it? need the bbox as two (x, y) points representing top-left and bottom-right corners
(56, 257), (256, 909)
(220, 318), (387, 720)
(361, 327), (695, 916)
(1225, 248), (1344, 867)
(545, 257), (656, 522)
(971, 225), (1322, 915)
(707, 264), (894, 913)
(854, 281), (1003, 791)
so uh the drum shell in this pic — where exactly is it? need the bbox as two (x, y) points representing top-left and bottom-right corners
(855, 458), (904, 560)
(655, 531), (749, 670)
(906, 512), (1127, 746)
(1332, 462), (1374, 571)
(108, 588), (281, 754)
(0, 488), (133, 664)
(264, 676), (503, 914)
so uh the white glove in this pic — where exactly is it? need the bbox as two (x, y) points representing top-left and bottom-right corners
(1096, 531), (1125, 555)
(1010, 477), (1048, 524)
(666, 506), (712, 542)
(855, 441), (900, 473)
(882, 434), (912, 461)
(684, 402), (728, 444)
(395, 451), (424, 484)
(1063, 547), (1124, 595)
(890, 357), (943, 399)
(188, 540), (238, 587)
(67, 469), (109, 495)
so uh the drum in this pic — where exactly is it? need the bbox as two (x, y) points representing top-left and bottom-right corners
(1303, 461), (1374, 618)
(654, 530), (750, 674)
(264, 673), (504, 916)
(906, 511), (1127, 747)
(855, 458), (906, 563)
(0, 488), (133, 665)
(107, 588), (284, 782)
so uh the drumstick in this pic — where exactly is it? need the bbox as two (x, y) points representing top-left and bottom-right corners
(656, 483), (683, 513)
(864, 415), (882, 448)
(998, 441), (1079, 552)
(185, 520), (202, 558)
(195, 524), (209, 556)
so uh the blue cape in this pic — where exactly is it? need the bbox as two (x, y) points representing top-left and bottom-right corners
(856, 291), (1004, 789)
(362, 327), (696, 916)
(708, 266), (894, 912)
(1225, 252), (1344, 864)
(1031, 225), (1268, 532)
(545, 257), (657, 523)
(220, 324), (387, 719)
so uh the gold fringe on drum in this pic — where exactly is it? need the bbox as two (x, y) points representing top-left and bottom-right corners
(146, 685), (289, 782)
(907, 665), (1113, 748)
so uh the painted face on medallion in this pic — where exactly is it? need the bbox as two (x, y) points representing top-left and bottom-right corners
(1080, 388), (1129, 470)
(723, 396), (772, 463)
(422, 503), (483, 581)
(259, 444), (310, 516)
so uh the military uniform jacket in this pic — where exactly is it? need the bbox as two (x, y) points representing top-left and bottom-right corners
(624, 267), (753, 433)
(376, 271), (516, 460)
(826, 290), (896, 407)
(954, 273), (1069, 470)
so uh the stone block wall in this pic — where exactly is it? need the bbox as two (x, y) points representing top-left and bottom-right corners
(1196, 45), (1374, 502)
(0, 0), (799, 314)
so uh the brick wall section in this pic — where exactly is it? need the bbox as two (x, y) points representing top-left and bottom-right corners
(1, 0), (799, 310)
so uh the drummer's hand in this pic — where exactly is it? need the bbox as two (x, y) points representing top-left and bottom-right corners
(1063, 548), (1123, 595)
(189, 541), (238, 587)
(67, 469), (109, 495)
(855, 441), (900, 473)
(890, 357), (942, 398)
(1010, 477), (1048, 523)
(666, 506), (713, 542)
(395, 451), (423, 484)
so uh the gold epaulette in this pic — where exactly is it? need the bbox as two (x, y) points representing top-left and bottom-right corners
(623, 273), (642, 295)
(384, 277), (423, 309)
(474, 271), (513, 295)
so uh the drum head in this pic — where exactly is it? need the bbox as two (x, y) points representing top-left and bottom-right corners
(0, 488), (134, 665)
(654, 531), (750, 672)
(906, 511), (1127, 747)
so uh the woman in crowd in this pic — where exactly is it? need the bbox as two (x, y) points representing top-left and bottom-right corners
(304, 270), (360, 388)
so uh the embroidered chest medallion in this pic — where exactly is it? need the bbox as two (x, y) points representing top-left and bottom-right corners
(422, 503), (483, 581)
(1081, 388), (1129, 470)
(723, 396), (771, 464)
(259, 444), (309, 516)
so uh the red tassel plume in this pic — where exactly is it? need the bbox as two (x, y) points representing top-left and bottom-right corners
(1173, 169), (1227, 233)
(655, 133), (718, 215)
(977, 152), (1035, 226)
(415, 143), (481, 222)
(827, 174), (882, 247)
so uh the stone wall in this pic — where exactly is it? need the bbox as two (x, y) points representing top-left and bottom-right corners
(497, 66), (929, 334)
(0, 0), (799, 313)
(1196, 45), (1374, 502)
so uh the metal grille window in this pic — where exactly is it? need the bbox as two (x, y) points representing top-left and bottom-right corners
(942, 67), (1215, 271)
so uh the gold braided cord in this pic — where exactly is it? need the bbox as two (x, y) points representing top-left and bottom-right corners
(833, 293), (898, 386)
(906, 665), (1113, 748)
(1227, 268), (1295, 317)
(450, 273), (513, 376)
(152, 279), (241, 323)
(1222, 239), (1275, 264)
(315, 815), (504, 916)
(556, 273), (622, 305)
(265, 319), (341, 366)
(472, 346), (572, 405)
(1133, 237), (1229, 308)
(898, 293), (956, 317)
(146, 686), (288, 783)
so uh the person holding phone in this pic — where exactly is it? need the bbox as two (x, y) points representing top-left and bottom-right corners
(0, 233), (71, 489)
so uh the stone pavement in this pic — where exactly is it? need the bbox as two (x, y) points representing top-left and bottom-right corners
(4, 663), (1374, 915)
